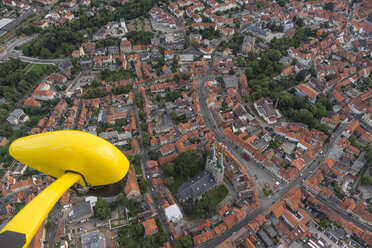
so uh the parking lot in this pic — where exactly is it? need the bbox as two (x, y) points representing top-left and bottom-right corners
(309, 221), (345, 248)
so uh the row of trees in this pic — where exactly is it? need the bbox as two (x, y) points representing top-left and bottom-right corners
(0, 59), (52, 121)
(15, 23), (42, 37)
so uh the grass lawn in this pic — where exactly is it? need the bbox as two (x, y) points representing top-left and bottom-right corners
(169, 175), (187, 194)
(103, 70), (135, 82)
(110, 217), (127, 228)
(207, 184), (228, 203)
(182, 185), (228, 220)
(22, 63), (33, 72)
(17, 41), (32, 51)
(133, 163), (142, 175)
(29, 64), (49, 74)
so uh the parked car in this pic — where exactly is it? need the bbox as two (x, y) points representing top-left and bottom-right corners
(242, 153), (250, 161)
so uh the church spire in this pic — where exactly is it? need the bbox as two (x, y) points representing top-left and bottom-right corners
(210, 143), (217, 162)
(218, 152), (224, 171)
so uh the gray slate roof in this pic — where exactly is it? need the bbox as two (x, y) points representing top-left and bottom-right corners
(177, 171), (216, 201)
(69, 201), (92, 221)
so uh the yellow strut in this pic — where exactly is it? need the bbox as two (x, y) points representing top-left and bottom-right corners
(0, 173), (82, 248)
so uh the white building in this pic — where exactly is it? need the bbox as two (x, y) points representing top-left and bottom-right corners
(6, 109), (29, 125)
(120, 18), (128, 33)
(164, 204), (183, 223)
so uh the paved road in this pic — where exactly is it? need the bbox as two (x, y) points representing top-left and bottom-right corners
(0, 35), (38, 60)
(19, 56), (71, 65)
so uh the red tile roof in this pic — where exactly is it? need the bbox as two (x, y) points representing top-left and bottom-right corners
(142, 218), (158, 236)
(296, 84), (319, 99)
(124, 165), (140, 196)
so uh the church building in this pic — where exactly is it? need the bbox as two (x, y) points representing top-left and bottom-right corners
(177, 144), (224, 202)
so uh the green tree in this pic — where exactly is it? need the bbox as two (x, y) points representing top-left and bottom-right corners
(349, 136), (361, 149)
(309, 67), (317, 77)
(95, 198), (111, 219)
(164, 176), (175, 187)
(365, 144), (372, 163)
(319, 218), (330, 229)
(163, 162), (175, 177)
(324, 2), (334, 11)
(112, 84), (133, 95)
(148, 151), (160, 160)
(170, 111), (177, 121)
(173, 74), (180, 82)
(236, 56), (244, 67)
(184, 35), (190, 49)
(174, 150), (200, 178)
(291, 58), (298, 65)
(296, 18), (304, 27)
(136, 92), (142, 107)
(0, 109), (8, 121)
(138, 177), (148, 194)
(142, 132), (150, 146)
(180, 235), (194, 248)
(141, 122), (147, 131)
(139, 111), (146, 120)
(117, 192), (127, 205)
(174, 241), (183, 248)
(182, 73), (191, 80)
(84, 88), (108, 99)
(361, 176), (371, 186)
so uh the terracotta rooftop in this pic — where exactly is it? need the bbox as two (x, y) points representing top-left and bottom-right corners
(296, 83), (319, 99)
(142, 218), (158, 236)
(124, 165), (140, 196)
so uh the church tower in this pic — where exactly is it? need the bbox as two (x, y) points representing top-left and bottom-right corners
(206, 143), (217, 171)
(206, 144), (224, 185)
(212, 152), (224, 185)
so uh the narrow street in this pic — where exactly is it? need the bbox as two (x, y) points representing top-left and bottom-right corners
(132, 89), (172, 244)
